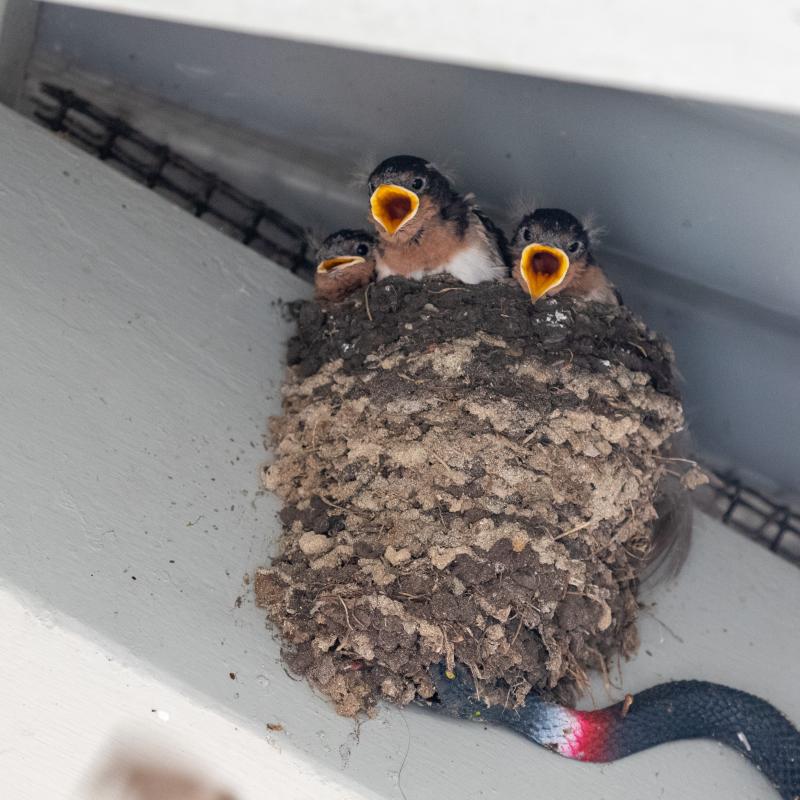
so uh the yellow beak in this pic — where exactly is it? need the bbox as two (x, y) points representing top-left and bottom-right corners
(519, 244), (570, 302)
(316, 255), (366, 273)
(370, 184), (420, 234)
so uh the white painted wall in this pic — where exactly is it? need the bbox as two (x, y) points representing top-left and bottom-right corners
(0, 587), (371, 800)
(1, 91), (799, 800)
(31, 8), (800, 491)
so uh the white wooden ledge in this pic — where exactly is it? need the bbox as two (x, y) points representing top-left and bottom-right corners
(1, 103), (799, 798)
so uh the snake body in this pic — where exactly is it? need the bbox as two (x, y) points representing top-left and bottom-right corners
(424, 665), (800, 799)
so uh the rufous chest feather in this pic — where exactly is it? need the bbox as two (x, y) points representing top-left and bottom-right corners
(378, 223), (467, 276)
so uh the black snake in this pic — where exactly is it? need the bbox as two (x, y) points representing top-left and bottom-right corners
(423, 664), (800, 799)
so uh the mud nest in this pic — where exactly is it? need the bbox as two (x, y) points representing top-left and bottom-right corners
(256, 276), (695, 717)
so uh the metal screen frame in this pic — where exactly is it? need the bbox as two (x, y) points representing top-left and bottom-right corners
(31, 83), (312, 278)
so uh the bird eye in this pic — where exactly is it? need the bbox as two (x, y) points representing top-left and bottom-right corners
(521, 227), (532, 243)
(567, 240), (582, 254)
(411, 177), (425, 192)
(355, 243), (369, 257)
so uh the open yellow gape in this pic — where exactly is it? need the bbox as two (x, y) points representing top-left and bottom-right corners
(520, 244), (570, 301)
(370, 184), (420, 234)
(316, 255), (366, 273)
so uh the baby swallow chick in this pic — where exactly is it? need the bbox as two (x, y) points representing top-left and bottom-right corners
(510, 209), (620, 305)
(367, 155), (507, 284)
(314, 229), (376, 303)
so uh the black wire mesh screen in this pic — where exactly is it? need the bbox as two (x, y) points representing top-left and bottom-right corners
(27, 83), (800, 568)
(706, 471), (800, 566)
(31, 83), (312, 278)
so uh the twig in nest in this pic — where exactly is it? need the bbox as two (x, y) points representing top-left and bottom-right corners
(565, 660), (591, 696)
(589, 522), (630, 558)
(319, 495), (367, 517)
(397, 372), (424, 385)
(509, 616), (525, 648)
(554, 520), (593, 539)
(338, 596), (354, 634)
(588, 645), (620, 693)
(429, 287), (467, 294)
(627, 340), (648, 358)
(550, 349), (575, 369)
(352, 609), (370, 628)
(440, 625), (455, 670)
(429, 450), (456, 480)
(364, 284), (373, 322)
(503, 673), (528, 711)
(654, 456), (700, 467)
(466, 662), (484, 704)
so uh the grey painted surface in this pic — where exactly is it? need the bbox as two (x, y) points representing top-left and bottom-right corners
(0, 0), (40, 107)
(32, 0), (800, 116)
(607, 250), (800, 486)
(1, 102), (800, 799)
(32, 7), (800, 490)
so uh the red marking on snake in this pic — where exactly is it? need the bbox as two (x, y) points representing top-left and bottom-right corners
(560, 709), (617, 762)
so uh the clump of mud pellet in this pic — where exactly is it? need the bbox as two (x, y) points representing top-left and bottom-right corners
(256, 276), (687, 717)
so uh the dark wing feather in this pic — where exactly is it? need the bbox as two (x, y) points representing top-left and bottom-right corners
(474, 208), (511, 274)
(439, 194), (472, 238)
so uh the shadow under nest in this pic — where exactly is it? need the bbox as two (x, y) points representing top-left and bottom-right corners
(256, 276), (698, 717)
